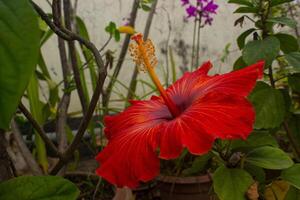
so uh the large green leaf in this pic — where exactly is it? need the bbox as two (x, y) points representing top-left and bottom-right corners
(0, 176), (80, 200)
(213, 166), (253, 200)
(237, 28), (256, 50)
(228, 0), (253, 6)
(242, 36), (280, 66)
(249, 82), (286, 129)
(234, 6), (258, 13)
(288, 74), (300, 93)
(270, 0), (294, 7)
(284, 52), (300, 72)
(267, 17), (297, 29)
(281, 164), (300, 189)
(275, 33), (299, 54)
(0, 0), (40, 129)
(245, 146), (293, 169)
(231, 130), (278, 151)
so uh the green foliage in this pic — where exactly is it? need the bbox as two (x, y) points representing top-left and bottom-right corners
(284, 52), (300, 72)
(267, 17), (297, 29)
(289, 74), (300, 93)
(269, 0), (295, 7)
(0, 176), (80, 200)
(213, 166), (253, 200)
(281, 164), (300, 189)
(182, 153), (212, 176)
(275, 33), (299, 54)
(249, 82), (286, 129)
(0, 0), (40, 129)
(285, 186), (300, 200)
(242, 36), (280, 66)
(245, 146), (293, 169)
(237, 28), (256, 50)
(105, 21), (121, 41)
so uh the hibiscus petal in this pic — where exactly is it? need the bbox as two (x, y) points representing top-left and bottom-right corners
(167, 61), (264, 109)
(97, 99), (170, 187)
(96, 126), (160, 188)
(182, 92), (255, 140)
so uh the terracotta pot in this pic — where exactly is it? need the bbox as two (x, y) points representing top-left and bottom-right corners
(157, 174), (213, 200)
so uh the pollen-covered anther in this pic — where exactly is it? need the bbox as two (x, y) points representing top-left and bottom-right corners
(129, 38), (158, 72)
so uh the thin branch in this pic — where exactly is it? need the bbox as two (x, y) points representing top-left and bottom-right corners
(11, 120), (43, 175)
(18, 103), (60, 157)
(102, 0), (140, 114)
(283, 122), (300, 158)
(64, 0), (88, 113)
(50, 61), (108, 174)
(53, 0), (71, 152)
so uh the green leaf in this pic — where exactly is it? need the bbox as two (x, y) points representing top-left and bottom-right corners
(285, 52), (300, 71)
(213, 166), (253, 200)
(182, 153), (211, 176)
(267, 17), (297, 29)
(234, 6), (258, 13)
(228, 0), (253, 6)
(105, 21), (117, 34)
(0, 176), (79, 200)
(233, 56), (247, 70)
(242, 36), (280, 66)
(281, 164), (300, 189)
(270, 0), (294, 7)
(141, 4), (151, 11)
(275, 34), (299, 54)
(114, 30), (121, 42)
(287, 114), (300, 147)
(245, 146), (293, 169)
(237, 28), (256, 50)
(244, 164), (266, 184)
(288, 74), (300, 93)
(249, 82), (286, 129)
(231, 131), (278, 151)
(0, 0), (40, 129)
(285, 186), (300, 200)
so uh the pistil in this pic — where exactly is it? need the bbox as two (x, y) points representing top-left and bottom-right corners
(131, 34), (181, 117)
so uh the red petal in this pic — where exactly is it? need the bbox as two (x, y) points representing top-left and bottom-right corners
(167, 61), (264, 109)
(96, 99), (169, 188)
(182, 92), (255, 140)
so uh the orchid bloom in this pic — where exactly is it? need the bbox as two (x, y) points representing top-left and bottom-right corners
(96, 33), (264, 188)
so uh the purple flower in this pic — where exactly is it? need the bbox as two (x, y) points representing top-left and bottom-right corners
(203, 0), (218, 13)
(181, 0), (190, 6)
(186, 5), (197, 17)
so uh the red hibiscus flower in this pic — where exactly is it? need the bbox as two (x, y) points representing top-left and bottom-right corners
(96, 33), (264, 188)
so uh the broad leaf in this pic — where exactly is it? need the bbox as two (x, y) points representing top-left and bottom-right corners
(237, 28), (256, 49)
(228, 0), (253, 6)
(234, 6), (258, 13)
(245, 146), (293, 169)
(285, 186), (300, 200)
(275, 33), (299, 54)
(0, 0), (40, 129)
(267, 17), (297, 29)
(249, 82), (286, 129)
(270, 0), (294, 7)
(0, 176), (80, 200)
(233, 56), (247, 70)
(243, 36), (280, 66)
(288, 74), (300, 93)
(231, 131), (278, 151)
(281, 164), (300, 189)
(285, 52), (300, 72)
(213, 166), (253, 200)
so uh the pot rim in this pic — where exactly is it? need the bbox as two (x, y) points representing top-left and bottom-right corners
(157, 173), (212, 184)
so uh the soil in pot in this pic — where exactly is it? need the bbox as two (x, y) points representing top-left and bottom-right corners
(157, 174), (213, 200)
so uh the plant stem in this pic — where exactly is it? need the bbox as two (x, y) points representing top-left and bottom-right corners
(283, 122), (300, 158)
(196, 16), (202, 67)
(63, 0), (88, 114)
(102, 0), (139, 114)
(53, 0), (71, 153)
(50, 61), (108, 174)
(18, 103), (60, 157)
(191, 17), (197, 70)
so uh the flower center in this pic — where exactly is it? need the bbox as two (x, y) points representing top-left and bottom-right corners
(129, 33), (181, 118)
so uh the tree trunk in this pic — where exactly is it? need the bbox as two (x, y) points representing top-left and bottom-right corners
(0, 129), (15, 182)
